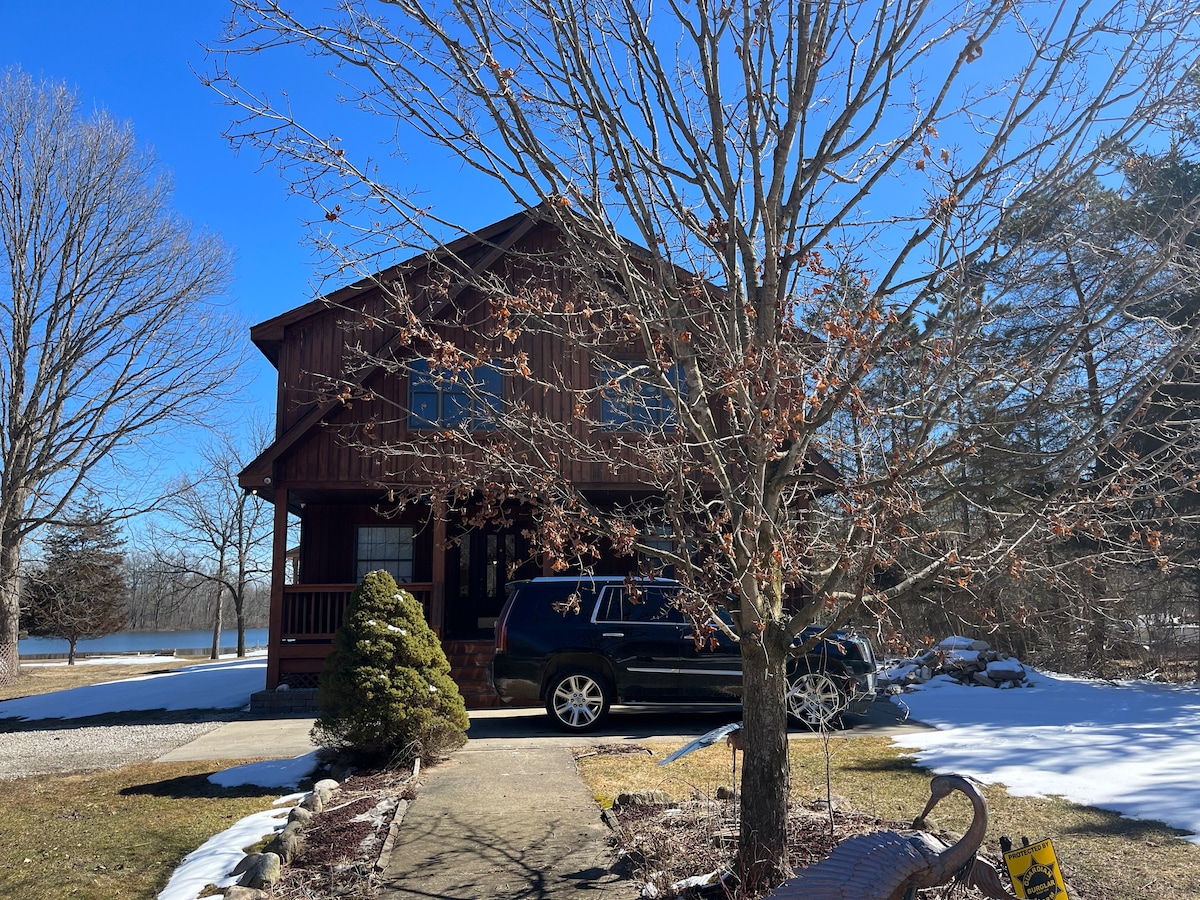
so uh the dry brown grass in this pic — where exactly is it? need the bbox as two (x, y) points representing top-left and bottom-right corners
(578, 736), (1200, 900)
(1, 658), (200, 702)
(0, 760), (284, 899)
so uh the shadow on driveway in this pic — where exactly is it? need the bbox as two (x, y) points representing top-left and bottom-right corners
(465, 697), (927, 749)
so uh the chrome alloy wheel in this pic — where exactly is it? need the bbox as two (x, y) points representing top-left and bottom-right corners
(786, 671), (846, 729)
(548, 672), (609, 730)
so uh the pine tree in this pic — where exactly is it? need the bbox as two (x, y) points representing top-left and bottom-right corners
(312, 570), (469, 763)
(22, 499), (127, 665)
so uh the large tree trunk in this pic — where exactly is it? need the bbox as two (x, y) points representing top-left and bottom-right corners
(738, 633), (792, 891)
(68, 636), (78, 666)
(0, 530), (22, 686)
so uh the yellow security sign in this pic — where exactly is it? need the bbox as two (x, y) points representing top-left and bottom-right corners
(1003, 838), (1069, 900)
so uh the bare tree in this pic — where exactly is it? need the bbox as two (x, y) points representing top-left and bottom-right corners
(150, 427), (272, 658)
(210, 1), (1200, 885)
(0, 69), (241, 684)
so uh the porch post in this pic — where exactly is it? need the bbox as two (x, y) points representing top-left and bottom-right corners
(266, 486), (288, 689)
(430, 497), (447, 637)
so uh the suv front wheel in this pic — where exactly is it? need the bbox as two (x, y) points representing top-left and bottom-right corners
(546, 670), (611, 732)
(786, 671), (846, 729)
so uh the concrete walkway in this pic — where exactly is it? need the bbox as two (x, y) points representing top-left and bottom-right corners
(154, 717), (319, 762)
(148, 701), (918, 898)
(379, 741), (636, 899)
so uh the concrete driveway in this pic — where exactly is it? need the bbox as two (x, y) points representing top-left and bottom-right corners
(464, 695), (930, 749)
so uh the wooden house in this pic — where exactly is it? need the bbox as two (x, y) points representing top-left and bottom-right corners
(241, 207), (700, 706)
(244, 205), (839, 708)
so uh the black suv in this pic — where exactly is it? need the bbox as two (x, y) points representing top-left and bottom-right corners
(489, 576), (878, 731)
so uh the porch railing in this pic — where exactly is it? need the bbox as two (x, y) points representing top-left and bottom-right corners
(280, 582), (434, 642)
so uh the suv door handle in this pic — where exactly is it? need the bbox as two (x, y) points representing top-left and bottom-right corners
(602, 632), (625, 638)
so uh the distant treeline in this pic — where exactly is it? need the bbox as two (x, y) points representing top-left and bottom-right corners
(124, 551), (270, 632)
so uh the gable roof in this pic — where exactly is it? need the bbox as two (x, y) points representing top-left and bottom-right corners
(241, 206), (545, 495)
(250, 206), (542, 368)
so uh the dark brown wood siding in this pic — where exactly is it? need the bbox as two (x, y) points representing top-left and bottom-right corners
(299, 504), (435, 584)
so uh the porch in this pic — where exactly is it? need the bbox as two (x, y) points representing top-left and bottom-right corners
(265, 582), (505, 709)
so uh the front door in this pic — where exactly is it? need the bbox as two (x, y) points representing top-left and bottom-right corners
(445, 526), (533, 639)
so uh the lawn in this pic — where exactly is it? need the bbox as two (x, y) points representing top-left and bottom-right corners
(0, 761), (282, 900)
(0, 661), (283, 899)
(577, 735), (1200, 899)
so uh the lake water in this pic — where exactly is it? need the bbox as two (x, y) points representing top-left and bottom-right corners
(18, 628), (271, 658)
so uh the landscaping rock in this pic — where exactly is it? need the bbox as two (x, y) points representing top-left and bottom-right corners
(300, 790), (326, 813)
(939, 635), (991, 652)
(287, 804), (314, 825)
(810, 794), (850, 814)
(235, 852), (282, 890)
(986, 657), (1027, 684)
(222, 886), (269, 899)
(616, 789), (675, 807)
(264, 821), (305, 864)
(878, 636), (1031, 690)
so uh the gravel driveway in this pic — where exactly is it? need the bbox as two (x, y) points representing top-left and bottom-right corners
(0, 717), (227, 778)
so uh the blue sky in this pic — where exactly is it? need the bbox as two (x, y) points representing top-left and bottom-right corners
(0, 1), (512, 419)
(0, 2), (311, 413)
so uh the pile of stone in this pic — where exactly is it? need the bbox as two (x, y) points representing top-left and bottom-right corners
(216, 767), (410, 899)
(878, 635), (1030, 689)
(219, 777), (343, 898)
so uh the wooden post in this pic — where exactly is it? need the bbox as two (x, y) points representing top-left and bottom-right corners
(430, 497), (446, 637)
(266, 486), (288, 690)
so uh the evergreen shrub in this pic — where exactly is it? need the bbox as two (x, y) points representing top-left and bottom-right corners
(312, 570), (469, 762)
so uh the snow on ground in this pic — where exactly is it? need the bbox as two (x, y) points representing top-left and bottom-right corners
(208, 751), (323, 789)
(158, 760), (321, 900)
(21, 656), (184, 667)
(156, 793), (304, 900)
(890, 670), (1200, 844)
(21, 649), (268, 668)
(0, 655), (267, 720)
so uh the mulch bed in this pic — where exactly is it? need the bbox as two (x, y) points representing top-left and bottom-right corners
(270, 768), (416, 899)
(260, 758), (1119, 900)
(608, 800), (1118, 899)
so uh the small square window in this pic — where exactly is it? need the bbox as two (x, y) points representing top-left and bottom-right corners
(356, 526), (415, 583)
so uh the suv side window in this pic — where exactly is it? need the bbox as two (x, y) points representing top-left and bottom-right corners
(595, 585), (686, 624)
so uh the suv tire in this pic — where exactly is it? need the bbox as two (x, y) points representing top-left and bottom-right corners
(786, 671), (846, 729)
(546, 669), (611, 732)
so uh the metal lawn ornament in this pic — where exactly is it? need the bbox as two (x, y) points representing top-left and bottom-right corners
(770, 773), (1017, 900)
(658, 721), (742, 802)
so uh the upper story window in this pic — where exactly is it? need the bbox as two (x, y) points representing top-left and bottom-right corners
(598, 362), (685, 432)
(408, 359), (503, 430)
